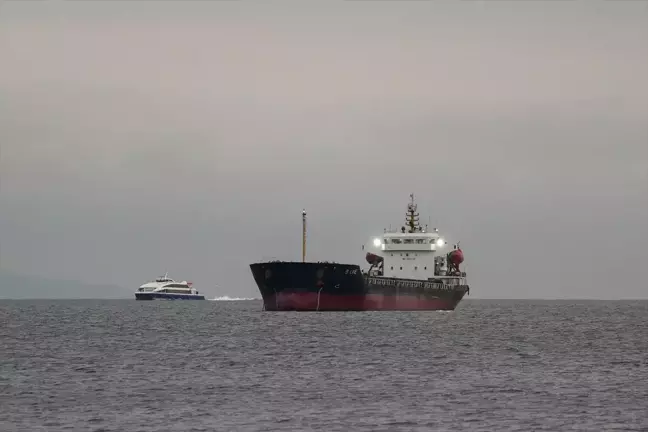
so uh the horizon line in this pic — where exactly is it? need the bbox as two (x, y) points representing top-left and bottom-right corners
(1, 297), (646, 301)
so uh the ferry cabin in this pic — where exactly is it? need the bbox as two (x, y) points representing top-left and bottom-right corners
(137, 274), (200, 295)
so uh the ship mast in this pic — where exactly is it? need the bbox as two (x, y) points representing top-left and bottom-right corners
(405, 193), (420, 233)
(302, 209), (307, 263)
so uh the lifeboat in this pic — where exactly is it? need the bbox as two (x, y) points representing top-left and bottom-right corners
(365, 252), (384, 266)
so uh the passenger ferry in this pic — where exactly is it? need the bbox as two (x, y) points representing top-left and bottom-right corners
(135, 273), (205, 300)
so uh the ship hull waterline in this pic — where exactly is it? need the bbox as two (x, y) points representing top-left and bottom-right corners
(250, 262), (468, 312)
(135, 293), (206, 300)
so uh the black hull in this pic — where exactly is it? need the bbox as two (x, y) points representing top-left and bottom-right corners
(250, 261), (469, 311)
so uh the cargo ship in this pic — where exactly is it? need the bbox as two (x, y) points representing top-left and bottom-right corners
(249, 195), (469, 311)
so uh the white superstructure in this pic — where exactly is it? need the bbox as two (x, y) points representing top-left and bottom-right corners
(364, 194), (466, 283)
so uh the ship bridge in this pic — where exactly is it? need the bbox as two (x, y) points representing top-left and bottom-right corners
(365, 194), (456, 281)
(380, 231), (443, 252)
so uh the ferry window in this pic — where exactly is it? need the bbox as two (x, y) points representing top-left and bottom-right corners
(415, 266), (418, 270)
(416, 239), (426, 244)
(390, 266), (393, 270)
(392, 239), (402, 244)
(424, 267), (427, 270)
(404, 239), (413, 244)
(405, 253), (409, 257)
(400, 267), (402, 270)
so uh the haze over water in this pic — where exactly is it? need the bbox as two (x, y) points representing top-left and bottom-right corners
(1, 0), (647, 300)
(1, 299), (647, 431)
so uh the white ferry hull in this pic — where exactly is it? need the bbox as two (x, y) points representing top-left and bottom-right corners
(135, 292), (205, 301)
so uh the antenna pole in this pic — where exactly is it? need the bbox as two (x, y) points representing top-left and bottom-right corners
(302, 209), (307, 263)
(405, 193), (420, 233)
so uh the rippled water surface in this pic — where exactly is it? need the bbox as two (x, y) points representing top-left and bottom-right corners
(1, 299), (647, 431)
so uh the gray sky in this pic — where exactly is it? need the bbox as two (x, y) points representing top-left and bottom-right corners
(1, 0), (646, 299)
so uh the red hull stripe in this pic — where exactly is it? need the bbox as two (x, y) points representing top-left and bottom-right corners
(264, 292), (458, 311)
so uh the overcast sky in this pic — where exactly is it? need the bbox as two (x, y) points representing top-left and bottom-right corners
(1, 1), (646, 299)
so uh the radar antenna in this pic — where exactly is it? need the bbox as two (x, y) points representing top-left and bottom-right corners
(405, 193), (420, 233)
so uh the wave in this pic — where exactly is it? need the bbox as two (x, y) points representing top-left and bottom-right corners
(210, 295), (259, 301)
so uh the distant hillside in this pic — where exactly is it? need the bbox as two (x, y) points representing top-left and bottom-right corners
(0, 271), (131, 299)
